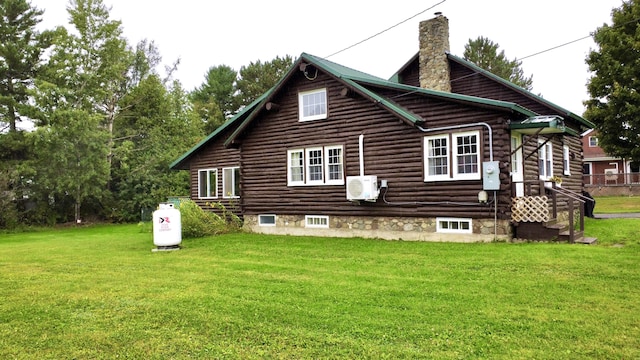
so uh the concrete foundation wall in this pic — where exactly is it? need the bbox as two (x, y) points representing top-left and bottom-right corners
(243, 214), (512, 242)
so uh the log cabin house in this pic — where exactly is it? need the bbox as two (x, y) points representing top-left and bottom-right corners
(171, 14), (595, 242)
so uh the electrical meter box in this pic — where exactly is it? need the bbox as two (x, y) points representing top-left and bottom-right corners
(482, 161), (501, 190)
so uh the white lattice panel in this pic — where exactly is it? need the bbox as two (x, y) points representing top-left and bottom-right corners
(511, 196), (550, 222)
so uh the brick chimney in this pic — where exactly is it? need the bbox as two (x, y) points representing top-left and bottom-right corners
(419, 13), (451, 92)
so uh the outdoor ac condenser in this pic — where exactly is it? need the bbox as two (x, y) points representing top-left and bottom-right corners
(346, 175), (379, 201)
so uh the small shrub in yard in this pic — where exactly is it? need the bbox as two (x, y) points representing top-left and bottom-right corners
(179, 199), (241, 238)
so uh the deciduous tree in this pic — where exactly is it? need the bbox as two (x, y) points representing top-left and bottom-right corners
(585, 0), (640, 163)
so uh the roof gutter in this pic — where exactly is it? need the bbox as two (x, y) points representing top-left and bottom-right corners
(417, 122), (494, 162)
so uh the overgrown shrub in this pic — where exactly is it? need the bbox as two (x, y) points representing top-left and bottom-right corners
(178, 199), (242, 238)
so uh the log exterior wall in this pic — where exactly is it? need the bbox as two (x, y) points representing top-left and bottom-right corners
(397, 57), (586, 213)
(180, 54), (587, 241)
(187, 126), (242, 215)
(232, 69), (519, 240)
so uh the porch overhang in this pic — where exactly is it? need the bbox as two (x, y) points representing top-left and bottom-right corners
(510, 115), (576, 135)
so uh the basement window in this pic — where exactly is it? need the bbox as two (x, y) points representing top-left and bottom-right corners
(305, 215), (329, 228)
(258, 214), (276, 226)
(436, 217), (472, 234)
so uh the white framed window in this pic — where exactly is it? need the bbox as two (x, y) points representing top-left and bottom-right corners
(258, 214), (276, 226)
(288, 149), (305, 185)
(424, 131), (481, 181)
(436, 217), (472, 234)
(305, 215), (329, 228)
(306, 147), (324, 184)
(538, 140), (553, 180)
(563, 145), (571, 176)
(325, 146), (344, 185)
(589, 136), (598, 147)
(453, 132), (480, 179)
(299, 88), (327, 121)
(287, 145), (344, 186)
(198, 169), (218, 199)
(425, 134), (450, 181)
(222, 167), (240, 198)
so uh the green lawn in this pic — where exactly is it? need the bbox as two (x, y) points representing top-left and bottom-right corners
(1, 224), (639, 359)
(594, 195), (640, 213)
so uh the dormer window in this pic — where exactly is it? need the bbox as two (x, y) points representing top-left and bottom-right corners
(299, 88), (327, 121)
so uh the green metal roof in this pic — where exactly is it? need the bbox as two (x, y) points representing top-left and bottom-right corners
(169, 92), (269, 170)
(445, 53), (595, 130)
(172, 51), (579, 170)
(510, 115), (580, 137)
(222, 52), (538, 147)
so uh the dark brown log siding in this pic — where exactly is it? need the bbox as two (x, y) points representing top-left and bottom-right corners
(237, 70), (517, 220)
(187, 126), (242, 216)
(519, 132), (584, 212)
(398, 59), (584, 135)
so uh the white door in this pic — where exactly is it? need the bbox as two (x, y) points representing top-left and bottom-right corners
(511, 134), (524, 197)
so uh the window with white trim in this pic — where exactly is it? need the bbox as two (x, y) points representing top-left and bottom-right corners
(305, 215), (329, 228)
(258, 214), (276, 226)
(325, 146), (344, 185)
(222, 167), (240, 198)
(436, 218), (472, 234)
(288, 145), (344, 186)
(299, 88), (327, 121)
(563, 145), (571, 176)
(424, 131), (481, 181)
(588, 136), (598, 147)
(538, 140), (553, 180)
(198, 169), (218, 199)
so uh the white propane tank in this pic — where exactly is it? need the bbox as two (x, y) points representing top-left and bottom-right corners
(152, 203), (182, 249)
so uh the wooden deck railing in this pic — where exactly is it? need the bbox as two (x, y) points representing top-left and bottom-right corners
(513, 180), (588, 243)
(583, 171), (640, 186)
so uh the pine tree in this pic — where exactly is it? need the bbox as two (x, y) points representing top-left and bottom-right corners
(463, 36), (533, 91)
(0, 0), (53, 132)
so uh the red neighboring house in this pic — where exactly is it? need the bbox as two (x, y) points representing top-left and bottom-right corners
(582, 129), (640, 186)
(171, 14), (595, 242)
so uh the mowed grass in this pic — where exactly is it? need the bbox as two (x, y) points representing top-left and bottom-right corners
(594, 195), (640, 213)
(1, 225), (639, 359)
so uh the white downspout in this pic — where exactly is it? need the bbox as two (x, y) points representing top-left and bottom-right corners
(359, 134), (365, 177)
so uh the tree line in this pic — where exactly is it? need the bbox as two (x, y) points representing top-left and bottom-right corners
(0, 0), (293, 228)
(5, 0), (627, 230)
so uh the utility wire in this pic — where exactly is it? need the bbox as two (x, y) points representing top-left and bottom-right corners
(325, 0), (447, 59)
(519, 15), (640, 61)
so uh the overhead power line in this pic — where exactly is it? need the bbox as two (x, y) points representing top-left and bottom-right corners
(325, 0), (447, 59)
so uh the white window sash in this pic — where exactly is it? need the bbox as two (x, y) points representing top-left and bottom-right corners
(298, 88), (327, 121)
(563, 145), (571, 176)
(538, 140), (553, 180)
(424, 131), (481, 181)
(288, 149), (305, 186)
(306, 147), (324, 185)
(424, 135), (450, 181)
(452, 131), (481, 180)
(324, 145), (344, 185)
(222, 167), (240, 198)
(198, 169), (218, 199)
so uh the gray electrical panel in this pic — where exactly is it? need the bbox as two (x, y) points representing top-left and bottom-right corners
(482, 161), (500, 190)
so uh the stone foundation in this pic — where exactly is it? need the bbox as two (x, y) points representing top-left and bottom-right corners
(244, 214), (512, 242)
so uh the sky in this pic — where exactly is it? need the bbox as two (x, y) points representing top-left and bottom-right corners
(31, 0), (623, 116)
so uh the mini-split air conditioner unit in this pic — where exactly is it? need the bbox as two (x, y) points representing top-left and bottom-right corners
(346, 175), (379, 201)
